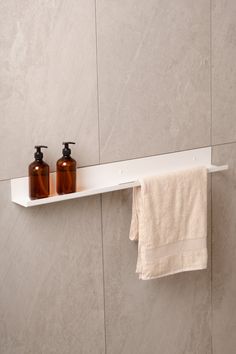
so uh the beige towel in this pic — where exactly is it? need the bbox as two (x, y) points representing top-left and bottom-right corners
(129, 166), (208, 280)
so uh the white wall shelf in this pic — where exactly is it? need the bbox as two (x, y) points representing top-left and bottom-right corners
(11, 147), (228, 207)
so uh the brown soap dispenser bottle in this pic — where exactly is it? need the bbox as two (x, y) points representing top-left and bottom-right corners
(29, 146), (50, 199)
(56, 142), (76, 195)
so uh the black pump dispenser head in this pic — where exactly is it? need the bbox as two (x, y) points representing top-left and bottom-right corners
(34, 145), (48, 161)
(62, 142), (75, 157)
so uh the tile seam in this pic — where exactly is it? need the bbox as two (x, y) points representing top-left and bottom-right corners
(211, 148), (214, 354)
(210, 1), (213, 353)
(210, 0), (213, 147)
(100, 194), (107, 354)
(94, 0), (101, 164)
(94, 1), (106, 352)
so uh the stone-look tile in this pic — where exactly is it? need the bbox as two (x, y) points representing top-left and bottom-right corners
(0, 181), (105, 354)
(102, 190), (211, 354)
(212, 1), (236, 144)
(0, 0), (99, 180)
(97, 0), (211, 163)
(212, 143), (236, 354)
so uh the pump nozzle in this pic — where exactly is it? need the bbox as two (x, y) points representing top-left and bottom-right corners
(62, 142), (75, 157)
(34, 145), (48, 161)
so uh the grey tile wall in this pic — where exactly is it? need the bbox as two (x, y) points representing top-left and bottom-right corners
(0, 0), (99, 180)
(212, 143), (236, 354)
(96, 0), (211, 163)
(102, 190), (211, 354)
(0, 181), (105, 354)
(212, 0), (236, 144)
(211, 1), (236, 350)
(1, 0), (235, 353)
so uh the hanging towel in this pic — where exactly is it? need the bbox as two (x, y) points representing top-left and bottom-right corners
(129, 166), (208, 280)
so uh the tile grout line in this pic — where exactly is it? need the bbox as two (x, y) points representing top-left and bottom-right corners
(211, 157), (214, 354)
(210, 1), (213, 353)
(210, 0), (213, 148)
(100, 194), (107, 354)
(94, 1), (107, 351)
(94, 0), (101, 165)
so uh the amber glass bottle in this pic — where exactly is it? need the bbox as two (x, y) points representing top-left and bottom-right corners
(29, 146), (50, 199)
(56, 142), (76, 195)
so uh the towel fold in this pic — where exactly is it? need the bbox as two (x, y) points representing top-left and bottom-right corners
(129, 166), (208, 280)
